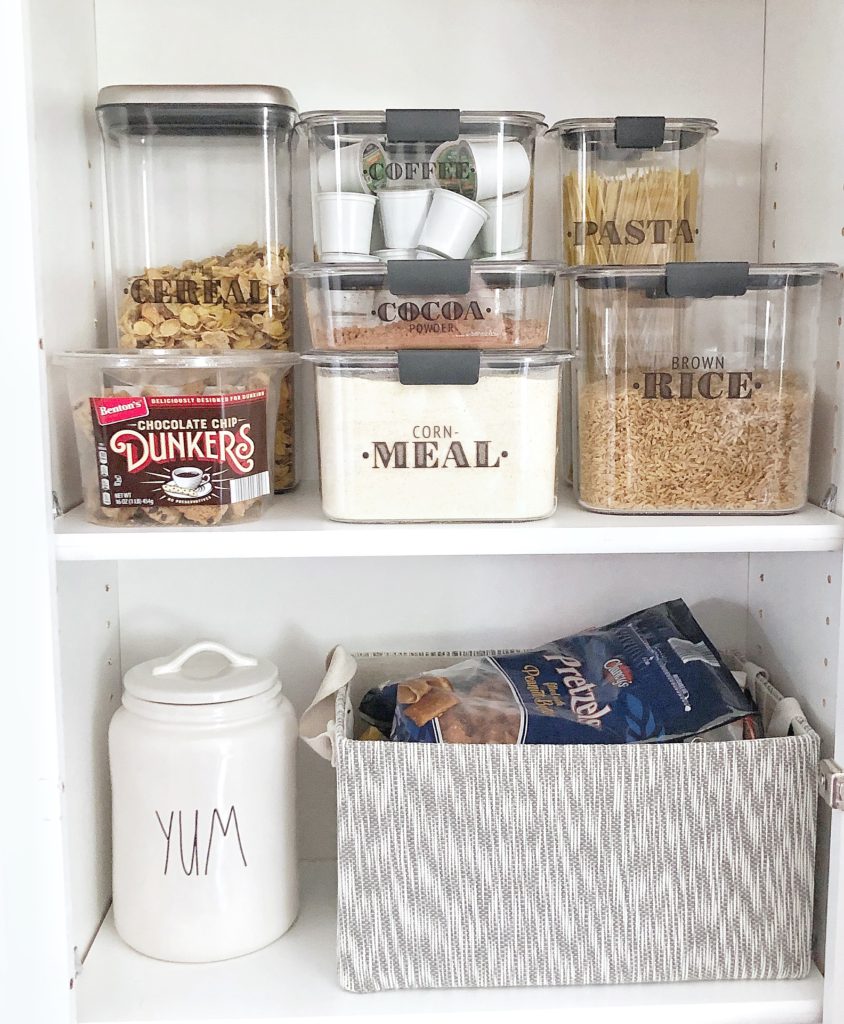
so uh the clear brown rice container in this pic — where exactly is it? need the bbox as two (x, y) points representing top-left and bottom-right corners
(55, 351), (297, 527)
(566, 262), (836, 514)
(292, 260), (559, 350)
(547, 117), (717, 266)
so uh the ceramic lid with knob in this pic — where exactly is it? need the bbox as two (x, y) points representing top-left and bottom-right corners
(124, 641), (280, 706)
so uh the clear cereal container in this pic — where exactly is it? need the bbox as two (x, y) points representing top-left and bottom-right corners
(292, 259), (559, 350)
(566, 262), (836, 514)
(547, 117), (717, 265)
(55, 351), (297, 527)
(305, 350), (569, 523)
(96, 85), (298, 492)
(298, 109), (545, 261)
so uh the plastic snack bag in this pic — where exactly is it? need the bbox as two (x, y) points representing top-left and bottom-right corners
(363, 600), (760, 745)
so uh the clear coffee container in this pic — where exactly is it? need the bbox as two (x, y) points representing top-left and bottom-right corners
(298, 109), (545, 261)
(292, 259), (559, 350)
(547, 117), (717, 266)
(566, 262), (836, 514)
(96, 85), (298, 492)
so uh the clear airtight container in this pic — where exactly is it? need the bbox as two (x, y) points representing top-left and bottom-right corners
(547, 117), (717, 266)
(292, 260), (559, 350)
(298, 110), (545, 261)
(566, 262), (836, 514)
(96, 85), (298, 492)
(305, 351), (569, 522)
(55, 351), (297, 527)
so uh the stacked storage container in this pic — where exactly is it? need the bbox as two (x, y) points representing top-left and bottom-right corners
(295, 108), (571, 523)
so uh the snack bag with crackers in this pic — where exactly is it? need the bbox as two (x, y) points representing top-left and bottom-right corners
(363, 600), (760, 745)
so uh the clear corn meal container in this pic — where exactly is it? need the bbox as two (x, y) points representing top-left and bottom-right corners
(298, 109), (545, 261)
(547, 116), (717, 266)
(566, 262), (836, 514)
(55, 351), (297, 527)
(96, 85), (298, 492)
(292, 259), (559, 350)
(305, 350), (570, 523)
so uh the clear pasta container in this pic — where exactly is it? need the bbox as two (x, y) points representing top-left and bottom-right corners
(566, 262), (836, 514)
(305, 350), (569, 523)
(298, 109), (545, 261)
(96, 85), (298, 492)
(547, 116), (717, 266)
(55, 351), (297, 527)
(292, 260), (559, 350)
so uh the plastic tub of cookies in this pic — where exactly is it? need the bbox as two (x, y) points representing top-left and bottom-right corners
(55, 351), (297, 527)
(293, 260), (559, 350)
(96, 85), (298, 492)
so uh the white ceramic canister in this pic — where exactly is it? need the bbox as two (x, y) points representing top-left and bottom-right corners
(109, 641), (298, 962)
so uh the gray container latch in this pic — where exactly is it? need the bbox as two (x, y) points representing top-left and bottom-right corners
(614, 116), (666, 149)
(386, 259), (471, 295)
(398, 350), (480, 386)
(386, 109), (460, 143)
(665, 262), (750, 298)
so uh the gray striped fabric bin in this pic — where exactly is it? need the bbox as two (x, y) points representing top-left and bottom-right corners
(307, 649), (820, 992)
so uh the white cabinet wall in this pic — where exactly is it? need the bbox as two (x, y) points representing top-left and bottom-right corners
(5, 1), (844, 1022)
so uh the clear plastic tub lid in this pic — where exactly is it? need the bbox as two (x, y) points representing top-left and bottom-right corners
(97, 84), (298, 133)
(297, 109), (547, 133)
(547, 116), (718, 148)
(563, 262), (839, 292)
(292, 260), (559, 288)
(303, 350), (571, 369)
(53, 350), (299, 371)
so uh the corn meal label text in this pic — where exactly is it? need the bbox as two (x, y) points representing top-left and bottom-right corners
(364, 439), (508, 469)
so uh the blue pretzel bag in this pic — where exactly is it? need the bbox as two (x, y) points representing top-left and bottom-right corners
(373, 600), (759, 745)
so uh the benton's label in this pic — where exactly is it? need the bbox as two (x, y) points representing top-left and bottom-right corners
(90, 391), (270, 509)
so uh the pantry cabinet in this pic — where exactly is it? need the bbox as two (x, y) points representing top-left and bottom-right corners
(5, 1), (844, 1022)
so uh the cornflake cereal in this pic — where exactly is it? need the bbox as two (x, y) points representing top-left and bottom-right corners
(117, 242), (295, 492)
(577, 371), (812, 512)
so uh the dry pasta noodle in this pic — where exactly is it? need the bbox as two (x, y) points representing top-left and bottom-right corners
(563, 169), (700, 265)
(577, 371), (811, 512)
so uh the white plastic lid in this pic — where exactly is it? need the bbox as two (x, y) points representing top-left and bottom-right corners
(124, 641), (280, 705)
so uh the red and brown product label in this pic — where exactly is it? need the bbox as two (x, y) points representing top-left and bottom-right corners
(90, 392), (269, 510)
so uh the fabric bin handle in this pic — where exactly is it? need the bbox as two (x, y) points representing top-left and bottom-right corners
(299, 646), (357, 765)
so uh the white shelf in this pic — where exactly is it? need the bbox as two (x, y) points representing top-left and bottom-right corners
(53, 485), (844, 560)
(77, 862), (824, 1024)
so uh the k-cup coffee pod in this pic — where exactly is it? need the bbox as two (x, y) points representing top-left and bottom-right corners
(373, 249), (418, 260)
(417, 188), (489, 259)
(434, 138), (531, 202)
(316, 138), (385, 194)
(479, 191), (527, 255)
(317, 192), (377, 255)
(377, 188), (433, 250)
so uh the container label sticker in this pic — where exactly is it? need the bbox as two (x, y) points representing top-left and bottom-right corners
(89, 391), (270, 509)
